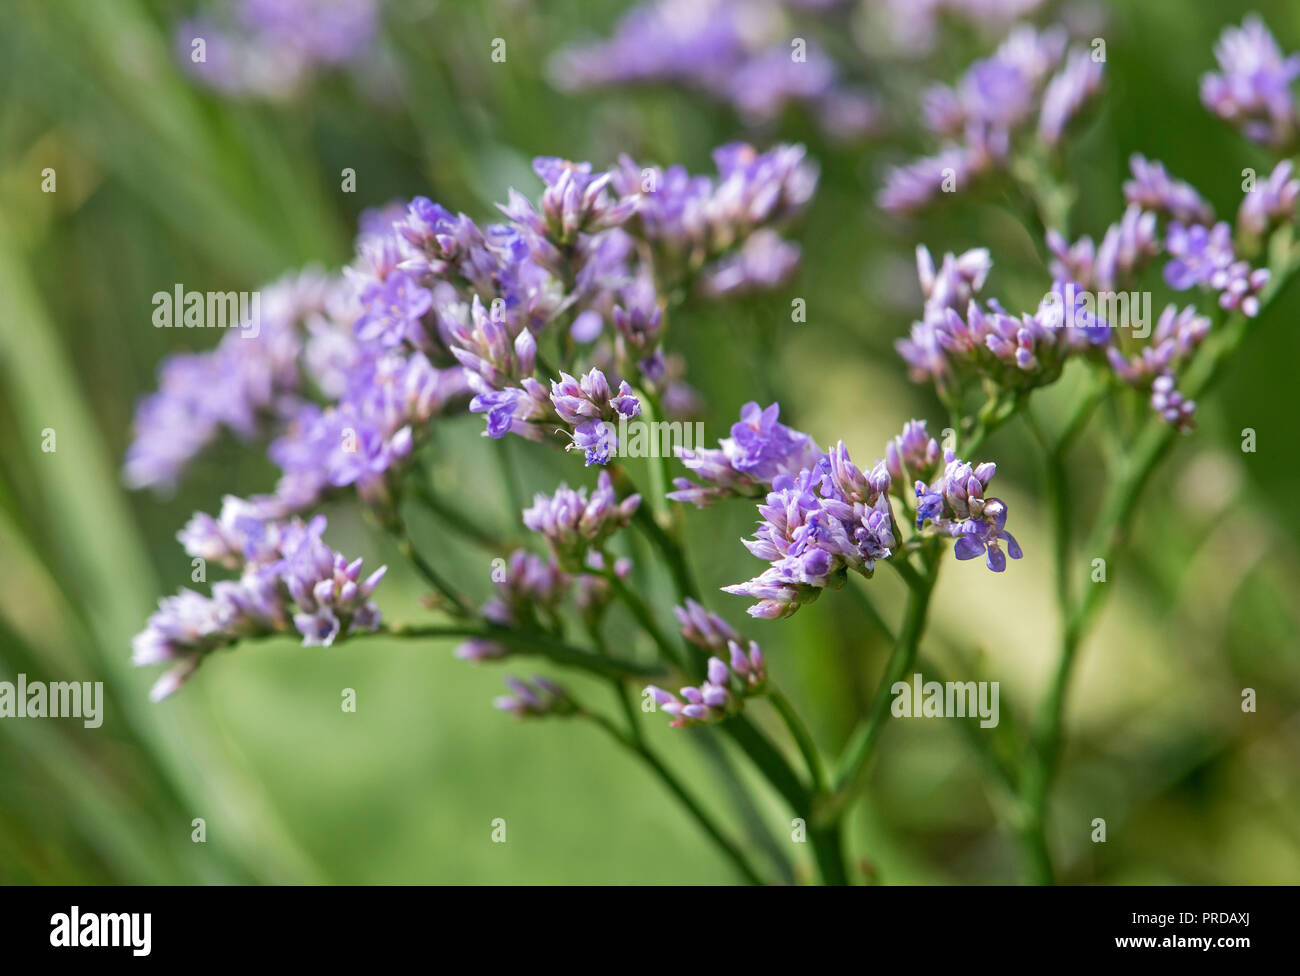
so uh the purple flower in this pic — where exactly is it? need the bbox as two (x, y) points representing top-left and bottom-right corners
(470, 388), (529, 440)
(1201, 16), (1300, 149)
(1163, 222), (1269, 316)
(914, 450), (1021, 571)
(952, 498), (1022, 572)
(551, 368), (632, 425)
(499, 158), (635, 276)
(133, 513), (383, 698)
(1107, 303), (1210, 389)
(611, 143), (817, 290)
(1123, 155), (1215, 226)
(724, 443), (898, 618)
(495, 675), (574, 719)
(670, 401), (822, 508)
(446, 295), (537, 393)
(698, 229), (801, 297)
(885, 420), (942, 488)
(550, 0), (869, 130)
(1049, 205), (1159, 292)
(455, 550), (571, 661)
(646, 643), (766, 728)
(569, 419), (618, 466)
(880, 25), (1069, 211)
(878, 147), (980, 214)
(730, 402), (817, 480)
(1163, 222), (1233, 290)
(124, 269), (352, 492)
(1238, 160), (1300, 237)
(355, 272), (434, 347)
(522, 471), (641, 570)
(674, 599), (741, 652)
(176, 0), (379, 101)
(1038, 48), (1105, 147)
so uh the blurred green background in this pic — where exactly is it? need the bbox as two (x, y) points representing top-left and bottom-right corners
(1, 0), (1298, 884)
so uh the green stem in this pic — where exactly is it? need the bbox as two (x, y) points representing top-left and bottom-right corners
(822, 549), (938, 823)
(845, 574), (898, 645)
(494, 438), (525, 523)
(408, 477), (509, 552)
(605, 571), (685, 669)
(393, 525), (472, 617)
(919, 652), (1019, 793)
(610, 475), (846, 882)
(587, 712), (766, 885)
(720, 716), (848, 885)
(1018, 255), (1300, 884)
(588, 623), (644, 745)
(769, 688), (827, 793)
(381, 622), (661, 679)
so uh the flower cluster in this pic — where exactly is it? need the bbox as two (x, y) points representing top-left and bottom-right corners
(522, 471), (641, 572)
(720, 417), (1018, 617)
(453, 549), (630, 662)
(1201, 15), (1300, 149)
(647, 602), (767, 727)
(1047, 205), (1160, 292)
(125, 141), (813, 702)
(176, 0), (380, 100)
(898, 247), (1106, 396)
(885, 420), (943, 492)
(133, 511), (384, 700)
(124, 270), (358, 492)
(494, 676), (576, 719)
(471, 366), (641, 466)
(1107, 306), (1206, 395)
(610, 142), (818, 293)
(877, 0), (1047, 58)
(550, 0), (879, 141)
(723, 440), (898, 619)
(1238, 160), (1300, 238)
(903, 138), (1283, 428)
(915, 452), (1022, 572)
(669, 401), (823, 508)
(881, 25), (1104, 213)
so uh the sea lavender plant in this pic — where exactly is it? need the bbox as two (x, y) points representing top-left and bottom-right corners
(124, 9), (1300, 889)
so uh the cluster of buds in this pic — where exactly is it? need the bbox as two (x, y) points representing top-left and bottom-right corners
(1150, 374), (1197, 432)
(445, 295), (538, 394)
(1237, 160), (1300, 238)
(455, 550), (570, 662)
(500, 158), (636, 276)
(1047, 205), (1160, 292)
(277, 518), (386, 645)
(885, 420), (942, 494)
(1107, 304), (1210, 389)
(494, 676), (576, 719)
(646, 645), (767, 728)
(522, 470), (641, 572)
